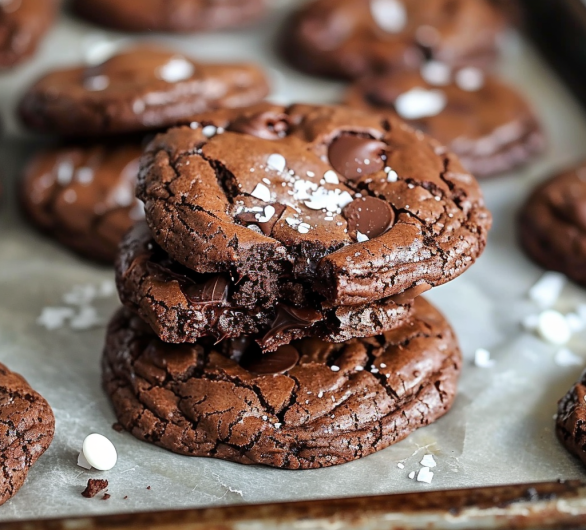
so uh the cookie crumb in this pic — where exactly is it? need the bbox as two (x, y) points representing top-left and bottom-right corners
(112, 422), (124, 433)
(82, 479), (108, 498)
(147, 486), (151, 490)
(102, 493), (110, 500)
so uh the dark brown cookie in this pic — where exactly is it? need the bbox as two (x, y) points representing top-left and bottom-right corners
(138, 103), (492, 308)
(345, 65), (545, 177)
(102, 297), (462, 469)
(0, 362), (55, 506)
(72, 0), (267, 33)
(116, 222), (414, 351)
(19, 45), (270, 136)
(280, 0), (504, 79)
(21, 144), (144, 263)
(0, 0), (58, 69)
(556, 369), (586, 467)
(518, 162), (586, 285)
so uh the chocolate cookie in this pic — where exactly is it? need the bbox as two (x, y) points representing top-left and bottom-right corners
(280, 0), (504, 79)
(0, 0), (58, 68)
(518, 162), (586, 285)
(19, 45), (270, 136)
(72, 0), (267, 33)
(102, 297), (461, 469)
(345, 65), (545, 177)
(138, 103), (492, 308)
(0, 363), (55, 506)
(21, 144), (144, 263)
(556, 369), (586, 467)
(116, 222), (414, 351)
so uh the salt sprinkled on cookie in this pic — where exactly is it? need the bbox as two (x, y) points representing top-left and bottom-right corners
(455, 67), (485, 92)
(80, 434), (117, 471)
(370, 0), (407, 33)
(421, 61), (451, 86)
(157, 56), (194, 83)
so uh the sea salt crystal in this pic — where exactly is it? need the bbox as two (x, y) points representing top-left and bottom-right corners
(37, 307), (75, 330)
(267, 154), (286, 173)
(528, 272), (566, 309)
(251, 183), (271, 202)
(420, 454), (437, 468)
(537, 310), (572, 345)
(474, 348), (495, 368)
(395, 88), (447, 120)
(555, 348), (583, 367)
(417, 467), (434, 484)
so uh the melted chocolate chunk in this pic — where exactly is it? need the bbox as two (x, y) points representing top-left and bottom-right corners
(230, 110), (291, 140)
(236, 203), (287, 235)
(327, 134), (386, 180)
(343, 197), (395, 240)
(242, 344), (300, 375)
(260, 305), (322, 346)
(391, 283), (432, 304)
(184, 275), (229, 305)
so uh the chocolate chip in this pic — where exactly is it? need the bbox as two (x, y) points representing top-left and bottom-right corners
(343, 196), (395, 240)
(242, 344), (300, 375)
(183, 275), (229, 305)
(230, 110), (291, 139)
(328, 134), (386, 180)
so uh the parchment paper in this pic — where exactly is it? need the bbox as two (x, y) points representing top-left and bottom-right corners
(1, 0), (586, 521)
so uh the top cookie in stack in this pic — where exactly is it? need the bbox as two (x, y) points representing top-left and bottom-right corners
(116, 102), (492, 352)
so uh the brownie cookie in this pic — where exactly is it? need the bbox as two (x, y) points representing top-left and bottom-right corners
(116, 222), (414, 350)
(556, 369), (586, 467)
(345, 65), (545, 177)
(103, 297), (462, 469)
(72, 0), (267, 33)
(19, 45), (270, 136)
(138, 103), (492, 308)
(21, 144), (144, 263)
(280, 0), (504, 79)
(0, 0), (58, 68)
(519, 162), (586, 285)
(0, 363), (55, 506)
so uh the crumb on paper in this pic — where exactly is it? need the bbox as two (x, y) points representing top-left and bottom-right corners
(102, 494), (110, 501)
(112, 422), (124, 433)
(81, 479), (108, 498)
(408, 471), (415, 479)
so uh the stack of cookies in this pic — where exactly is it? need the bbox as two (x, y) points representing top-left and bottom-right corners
(106, 102), (492, 469)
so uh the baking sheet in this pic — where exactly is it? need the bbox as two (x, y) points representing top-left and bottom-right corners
(1, 0), (586, 522)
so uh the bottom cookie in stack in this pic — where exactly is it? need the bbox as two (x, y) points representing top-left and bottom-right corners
(102, 297), (462, 469)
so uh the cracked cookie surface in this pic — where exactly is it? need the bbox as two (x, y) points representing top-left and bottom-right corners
(0, 0), (58, 68)
(345, 66), (545, 177)
(138, 102), (492, 307)
(102, 297), (461, 469)
(21, 144), (144, 263)
(19, 45), (270, 136)
(556, 369), (586, 467)
(116, 222), (414, 350)
(518, 162), (586, 286)
(280, 0), (503, 79)
(72, 0), (267, 33)
(0, 363), (55, 506)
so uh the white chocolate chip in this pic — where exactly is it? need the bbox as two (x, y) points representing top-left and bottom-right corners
(417, 467), (434, 483)
(420, 454), (437, 468)
(537, 310), (572, 345)
(82, 434), (117, 471)
(395, 87), (447, 120)
(528, 272), (566, 309)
